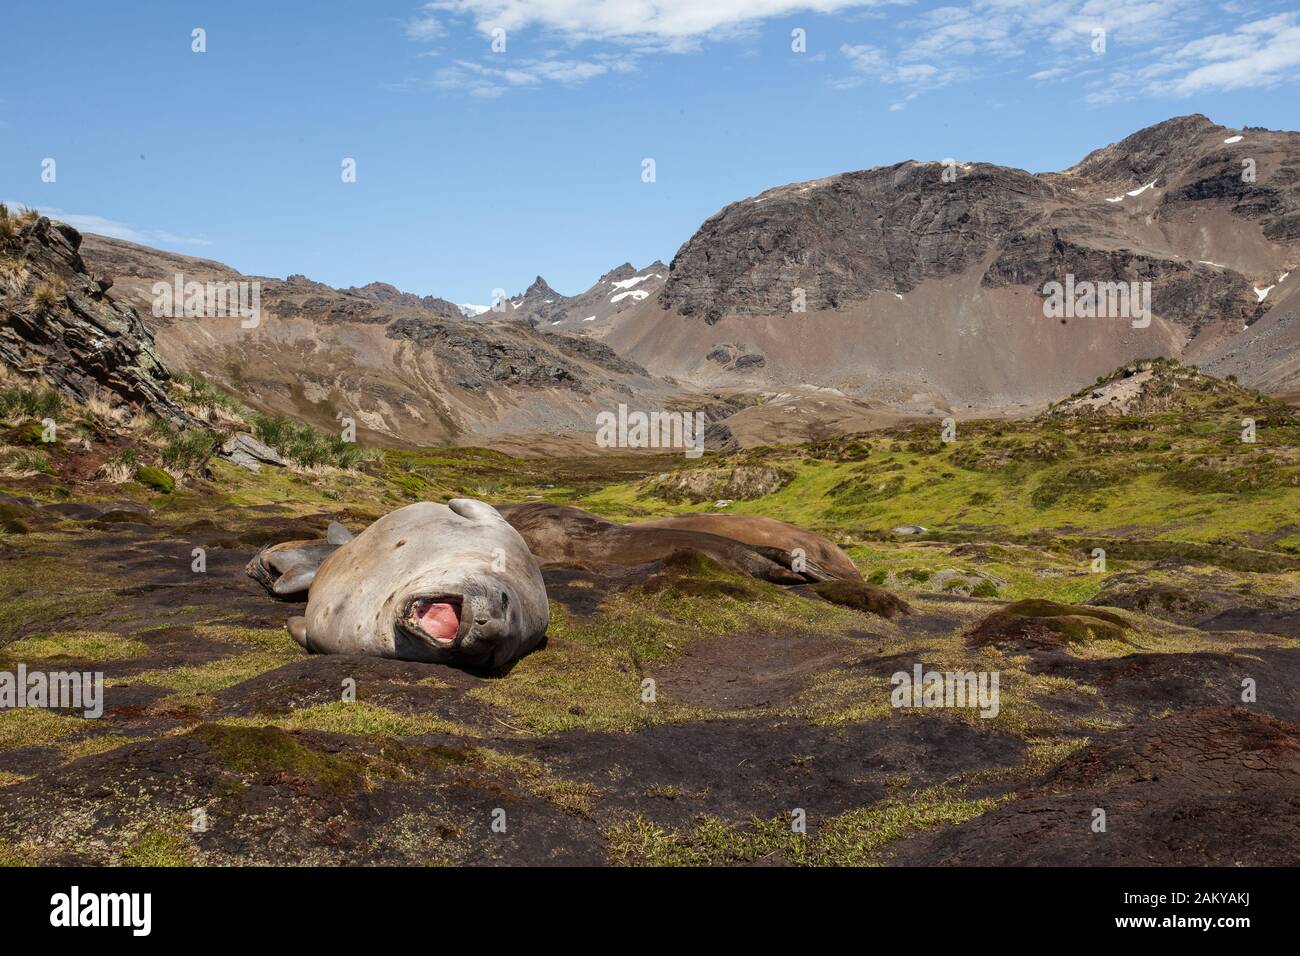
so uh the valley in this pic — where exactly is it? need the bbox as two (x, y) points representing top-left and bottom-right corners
(2, 114), (1299, 868)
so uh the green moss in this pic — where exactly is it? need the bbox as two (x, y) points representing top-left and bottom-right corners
(192, 723), (368, 794)
(5, 630), (148, 663)
(135, 466), (175, 494)
(0, 839), (38, 866)
(0, 555), (116, 645)
(122, 823), (199, 867)
(0, 708), (83, 752)
(968, 599), (1133, 649)
(473, 749), (597, 815)
(127, 647), (298, 692)
(11, 420), (52, 446)
(606, 788), (1001, 866)
(219, 701), (470, 738)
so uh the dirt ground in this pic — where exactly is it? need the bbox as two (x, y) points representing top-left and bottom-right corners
(2, 489), (1298, 867)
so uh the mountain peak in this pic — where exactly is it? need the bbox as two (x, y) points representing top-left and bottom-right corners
(1066, 114), (1225, 184)
(525, 276), (555, 297)
(599, 262), (637, 284)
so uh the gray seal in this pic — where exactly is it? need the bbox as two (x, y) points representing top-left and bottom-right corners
(287, 499), (548, 671)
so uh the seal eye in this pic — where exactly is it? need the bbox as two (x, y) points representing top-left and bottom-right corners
(501, 591), (510, 611)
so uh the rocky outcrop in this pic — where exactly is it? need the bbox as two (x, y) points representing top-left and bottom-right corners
(343, 282), (464, 321)
(641, 463), (791, 503)
(542, 332), (649, 377)
(706, 344), (766, 370)
(0, 215), (198, 426)
(386, 317), (584, 391)
(220, 433), (286, 472)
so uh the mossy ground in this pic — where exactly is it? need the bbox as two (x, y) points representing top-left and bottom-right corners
(0, 365), (1297, 864)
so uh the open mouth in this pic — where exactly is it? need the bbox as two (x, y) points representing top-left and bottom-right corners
(403, 595), (462, 646)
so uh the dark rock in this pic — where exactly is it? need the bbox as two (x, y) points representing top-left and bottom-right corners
(220, 433), (286, 473)
(386, 318), (586, 391)
(341, 281), (464, 322)
(0, 217), (201, 427)
(541, 333), (648, 376)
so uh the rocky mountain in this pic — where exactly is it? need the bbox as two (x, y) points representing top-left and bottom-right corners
(15, 114), (1298, 451)
(485, 261), (668, 332)
(0, 210), (197, 426)
(602, 115), (1300, 415)
(341, 281), (464, 322)
(78, 235), (682, 449)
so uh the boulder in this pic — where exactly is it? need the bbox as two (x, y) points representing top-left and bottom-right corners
(220, 433), (286, 473)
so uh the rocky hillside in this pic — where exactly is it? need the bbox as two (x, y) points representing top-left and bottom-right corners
(602, 115), (1300, 413)
(659, 115), (1290, 327)
(80, 235), (683, 450)
(0, 208), (196, 426)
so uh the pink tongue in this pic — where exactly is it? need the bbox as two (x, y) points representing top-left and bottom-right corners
(416, 602), (459, 640)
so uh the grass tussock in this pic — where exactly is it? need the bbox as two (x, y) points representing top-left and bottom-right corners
(251, 413), (380, 471)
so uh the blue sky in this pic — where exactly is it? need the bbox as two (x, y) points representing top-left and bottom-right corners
(4, 0), (1298, 304)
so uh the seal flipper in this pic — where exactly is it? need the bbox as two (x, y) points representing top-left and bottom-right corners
(448, 498), (505, 523)
(749, 545), (833, 583)
(326, 521), (353, 545)
(287, 616), (314, 652)
(273, 563), (317, 596)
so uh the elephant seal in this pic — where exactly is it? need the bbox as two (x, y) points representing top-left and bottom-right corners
(287, 499), (548, 671)
(495, 503), (808, 584)
(630, 514), (862, 582)
(246, 521), (354, 598)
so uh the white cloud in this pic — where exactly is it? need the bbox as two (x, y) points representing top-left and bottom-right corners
(434, 53), (637, 96)
(1153, 12), (1300, 94)
(835, 41), (968, 103)
(406, 12), (447, 41)
(831, 1), (1300, 106)
(8, 203), (210, 247)
(408, 0), (1300, 103)
(419, 0), (905, 44)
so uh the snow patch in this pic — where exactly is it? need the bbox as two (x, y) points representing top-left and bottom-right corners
(1223, 135), (1244, 144)
(609, 275), (652, 291)
(582, 315), (596, 322)
(610, 289), (649, 304)
(1255, 285), (1275, 302)
(1126, 180), (1157, 198)
(1198, 260), (1227, 268)
(458, 303), (490, 317)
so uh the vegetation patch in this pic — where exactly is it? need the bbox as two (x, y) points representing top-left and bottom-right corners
(606, 788), (1000, 866)
(967, 599), (1132, 651)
